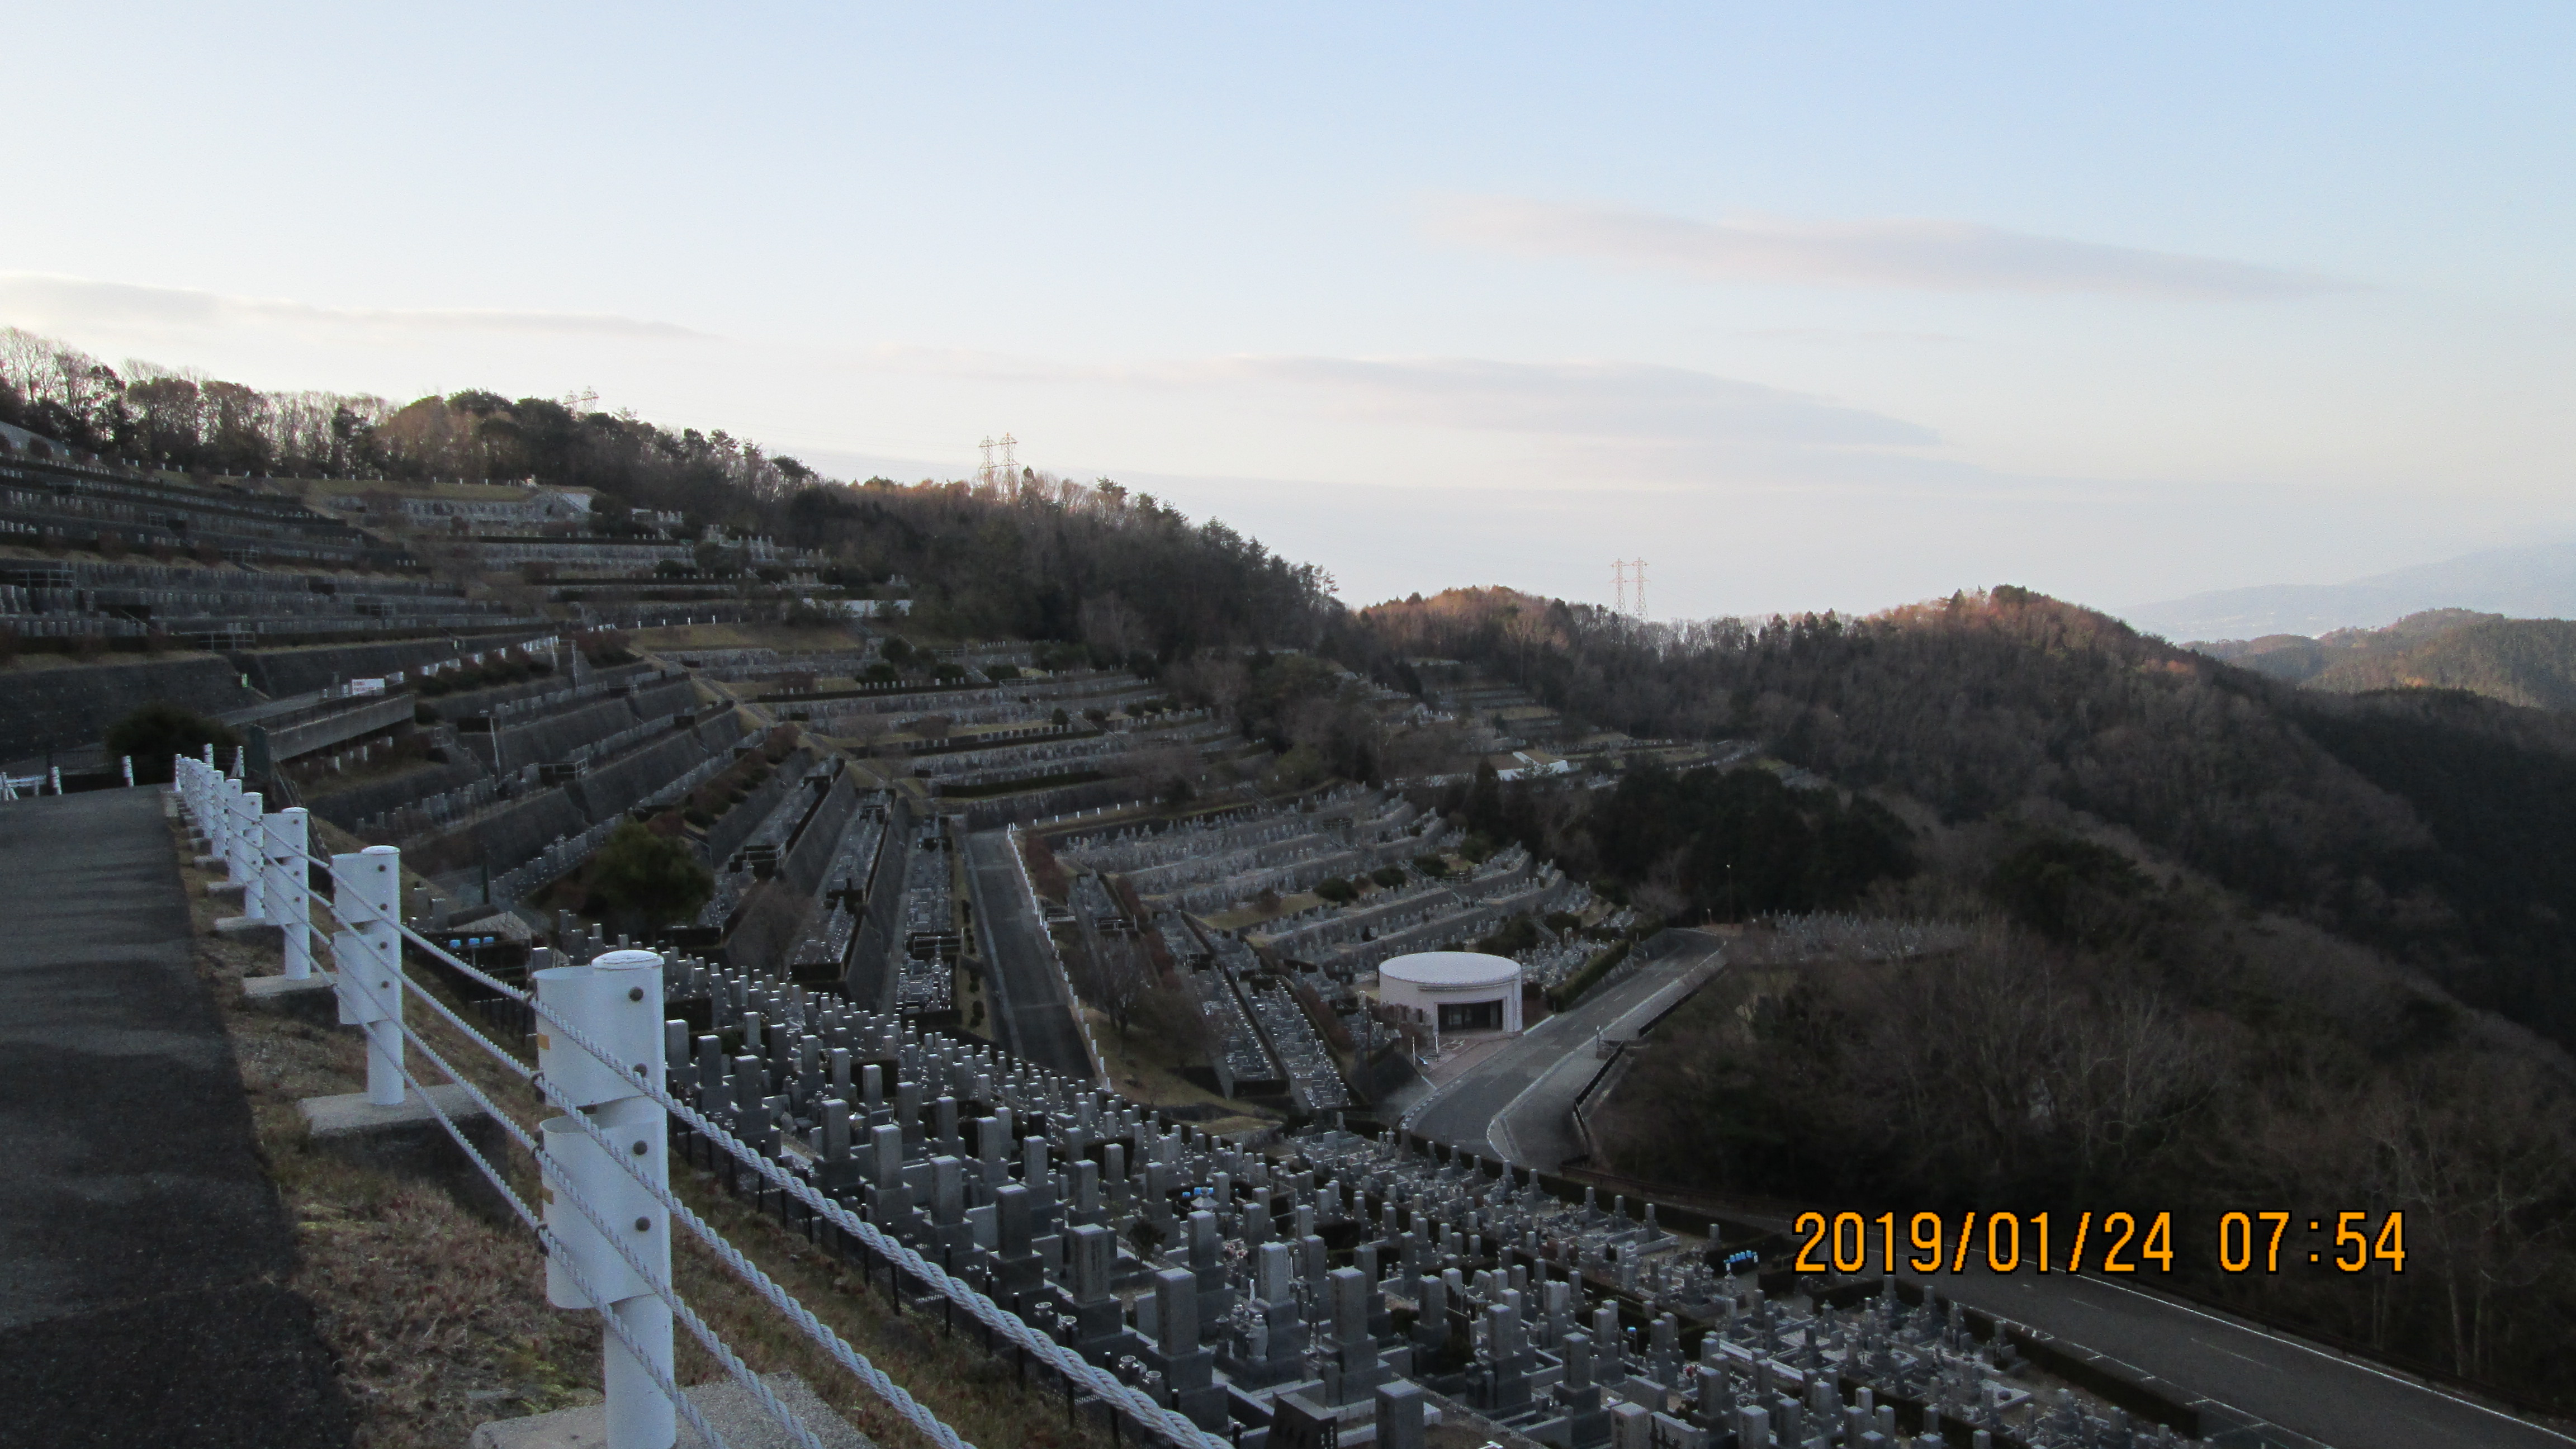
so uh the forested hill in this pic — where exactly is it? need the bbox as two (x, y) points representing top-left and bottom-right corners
(2305, 616), (2576, 710)
(1353, 585), (2576, 1047)
(0, 327), (1337, 659)
(2186, 608), (2499, 684)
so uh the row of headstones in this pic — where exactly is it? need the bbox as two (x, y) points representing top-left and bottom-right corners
(634, 956), (2195, 1449)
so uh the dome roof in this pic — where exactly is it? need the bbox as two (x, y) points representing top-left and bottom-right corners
(1380, 951), (1519, 989)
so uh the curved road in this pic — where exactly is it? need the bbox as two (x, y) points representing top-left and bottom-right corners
(1406, 936), (2572, 1449)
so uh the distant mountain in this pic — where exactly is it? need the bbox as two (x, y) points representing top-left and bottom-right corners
(2120, 540), (2576, 639)
(2190, 609), (2499, 684)
(2185, 609), (2576, 711)
(2308, 617), (2576, 711)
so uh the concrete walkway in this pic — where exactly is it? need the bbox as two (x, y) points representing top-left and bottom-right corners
(0, 788), (351, 1448)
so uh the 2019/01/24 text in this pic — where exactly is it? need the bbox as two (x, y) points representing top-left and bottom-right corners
(1789, 1210), (2408, 1275)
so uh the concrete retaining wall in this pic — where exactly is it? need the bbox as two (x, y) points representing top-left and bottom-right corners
(780, 770), (861, 898)
(260, 693), (414, 761)
(404, 784), (589, 877)
(494, 698), (632, 766)
(956, 776), (1147, 830)
(702, 753), (803, 865)
(302, 754), (490, 830)
(235, 638), (480, 697)
(841, 792), (916, 1011)
(629, 677), (699, 720)
(571, 730), (708, 821)
(0, 655), (260, 763)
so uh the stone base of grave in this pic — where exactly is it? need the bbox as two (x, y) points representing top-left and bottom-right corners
(243, 970), (338, 1024)
(214, 915), (283, 945)
(470, 1371), (875, 1449)
(205, 878), (245, 901)
(299, 1085), (511, 1218)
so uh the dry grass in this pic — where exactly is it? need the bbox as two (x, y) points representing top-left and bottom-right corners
(179, 840), (603, 1447)
(182, 814), (1126, 1449)
(1083, 1007), (1278, 1137)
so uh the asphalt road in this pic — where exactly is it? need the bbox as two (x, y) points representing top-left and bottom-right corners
(1922, 1264), (2570, 1449)
(0, 788), (350, 1447)
(961, 827), (1095, 1079)
(1406, 933), (1725, 1164)
(1402, 931), (2572, 1449)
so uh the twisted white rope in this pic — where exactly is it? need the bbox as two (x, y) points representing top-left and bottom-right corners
(191, 793), (1206, 1449)
(395, 1012), (826, 1449)
(396, 974), (973, 1449)
(404, 925), (1229, 1449)
(388, 1038), (735, 1449)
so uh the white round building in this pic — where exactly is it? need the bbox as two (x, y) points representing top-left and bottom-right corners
(1378, 951), (1523, 1037)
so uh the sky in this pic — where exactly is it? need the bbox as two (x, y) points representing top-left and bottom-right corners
(4, 4), (2572, 623)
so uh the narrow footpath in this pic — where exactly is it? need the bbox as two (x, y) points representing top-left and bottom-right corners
(0, 788), (351, 1448)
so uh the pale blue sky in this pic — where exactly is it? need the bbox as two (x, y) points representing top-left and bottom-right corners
(6, 4), (2572, 621)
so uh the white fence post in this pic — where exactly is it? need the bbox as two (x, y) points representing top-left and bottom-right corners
(538, 948), (675, 1449)
(332, 845), (405, 1107)
(230, 784), (267, 920)
(122, 755), (135, 788)
(267, 807), (313, 979)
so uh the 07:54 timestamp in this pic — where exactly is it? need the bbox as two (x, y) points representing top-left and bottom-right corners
(1789, 1209), (2408, 1276)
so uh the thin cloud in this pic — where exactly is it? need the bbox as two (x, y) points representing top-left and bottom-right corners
(1206, 354), (1936, 448)
(808, 343), (1930, 449)
(0, 273), (711, 340)
(1429, 197), (2354, 300)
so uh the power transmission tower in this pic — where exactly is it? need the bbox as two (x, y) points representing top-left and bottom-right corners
(1611, 558), (1650, 619)
(976, 433), (1021, 489)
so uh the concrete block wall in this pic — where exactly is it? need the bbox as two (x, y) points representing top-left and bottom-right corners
(628, 676), (699, 720)
(493, 698), (633, 765)
(235, 637), (496, 697)
(0, 655), (260, 762)
(702, 751), (804, 865)
(841, 790), (916, 1011)
(302, 754), (491, 830)
(780, 769), (863, 898)
(570, 730), (709, 821)
(458, 787), (590, 873)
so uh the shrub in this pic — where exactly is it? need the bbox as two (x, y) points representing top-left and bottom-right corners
(1314, 877), (1357, 905)
(586, 820), (714, 929)
(1371, 864), (1408, 889)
